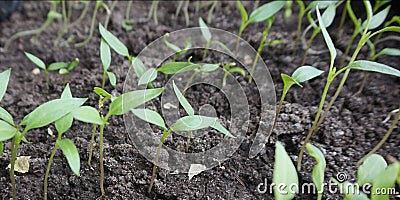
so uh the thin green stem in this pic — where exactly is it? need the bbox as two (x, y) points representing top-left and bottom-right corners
(10, 137), (17, 200)
(99, 124), (105, 195)
(44, 136), (61, 200)
(185, 131), (192, 152)
(202, 41), (211, 61)
(88, 124), (98, 166)
(301, 29), (319, 66)
(337, 4), (347, 39)
(104, 1), (118, 29)
(293, 0), (305, 56)
(235, 26), (245, 55)
(101, 70), (107, 89)
(184, 71), (199, 93)
(75, 2), (100, 47)
(357, 106), (400, 166)
(339, 32), (357, 67)
(54, 0), (68, 45)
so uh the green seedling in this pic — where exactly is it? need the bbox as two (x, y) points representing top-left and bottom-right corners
(91, 87), (164, 195)
(0, 69), (87, 200)
(193, 1), (218, 24)
(44, 84), (102, 200)
(25, 52), (79, 84)
(236, 1), (285, 54)
(301, 2), (337, 66)
(283, 1), (293, 19)
(75, 1), (110, 47)
(306, 143), (326, 200)
(147, 1), (159, 25)
(222, 62), (246, 87)
(4, 1), (61, 51)
(163, 33), (192, 61)
(333, 154), (400, 200)
(133, 81), (234, 192)
(175, 1), (190, 26)
(100, 38), (117, 88)
(199, 17), (212, 61)
(272, 142), (298, 200)
(297, 3), (400, 171)
(0, 69), (11, 156)
(122, 1), (134, 31)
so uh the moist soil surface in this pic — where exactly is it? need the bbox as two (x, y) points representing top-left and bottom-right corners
(0, 1), (399, 199)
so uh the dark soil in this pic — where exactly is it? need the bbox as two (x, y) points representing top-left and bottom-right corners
(0, 1), (399, 199)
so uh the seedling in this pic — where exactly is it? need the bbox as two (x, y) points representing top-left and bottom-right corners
(175, 1), (190, 26)
(236, 1), (285, 54)
(25, 52), (79, 85)
(306, 143), (326, 200)
(283, 1), (293, 19)
(122, 1), (134, 31)
(222, 62), (246, 87)
(334, 154), (400, 200)
(91, 86), (164, 195)
(131, 81), (234, 192)
(147, 1), (159, 25)
(297, 4), (400, 171)
(163, 33), (192, 61)
(43, 84), (103, 200)
(199, 17), (212, 61)
(4, 1), (61, 51)
(0, 69), (87, 200)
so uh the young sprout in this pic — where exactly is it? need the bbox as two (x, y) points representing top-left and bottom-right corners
(163, 33), (192, 61)
(306, 143), (326, 200)
(133, 81), (234, 193)
(25, 52), (79, 85)
(175, 0), (190, 26)
(0, 69), (87, 199)
(283, 1), (293, 19)
(147, 1), (159, 25)
(222, 62), (246, 87)
(91, 87), (164, 195)
(199, 17), (212, 61)
(122, 1), (134, 31)
(43, 84), (103, 200)
(4, 1), (61, 51)
(235, 1), (285, 54)
(297, 3), (400, 171)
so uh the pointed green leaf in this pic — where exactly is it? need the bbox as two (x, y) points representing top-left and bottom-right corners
(100, 38), (111, 70)
(163, 33), (181, 52)
(332, 179), (369, 200)
(48, 62), (68, 71)
(157, 62), (199, 75)
(306, 143), (326, 198)
(291, 66), (324, 83)
(132, 58), (147, 78)
(94, 87), (112, 98)
(108, 88), (164, 116)
(357, 154), (387, 185)
(0, 120), (16, 141)
(107, 71), (117, 87)
(237, 1), (248, 23)
(61, 83), (73, 99)
(321, 3), (336, 28)
(374, 48), (400, 60)
(371, 162), (399, 200)
(281, 73), (301, 89)
(248, 1), (285, 23)
(72, 106), (103, 125)
(0, 69), (11, 102)
(173, 81), (194, 116)
(210, 121), (235, 138)
(131, 108), (166, 129)
(67, 58), (79, 71)
(198, 17), (211, 42)
(138, 68), (157, 86)
(364, 6), (391, 30)
(199, 64), (219, 72)
(25, 52), (46, 70)
(171, 115), (217, 132)
(57, 139), (80, 176)
(273, 141), (298, 200)
(99, 23), (129, 57)
(228, 67), (246, 77)
(55, 113), (73, 134)
(0, 107), (14, 126)
(347, 60), (400, 77)
(59, 68), (69, 75)
(23, 98), (87, 131)
(316, 6), (336, 65)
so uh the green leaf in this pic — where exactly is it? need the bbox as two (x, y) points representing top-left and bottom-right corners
(138, 68), (157, 86)
(163, 33), (181, 52)
(374, 48), (400, 60)
(131, 108), (166, 129)
(48, 10), (62, 19)
(171, 115), (217, 132)
(371, 162), (399, 200)
(100, 38), (111, 70)
(228, 67), (246, 77)
(107, 71), (117, 87)
(55, 113), (73, 134)
(332, 179), (369, 200)
(94, 87), (112, 98)
(0, 69), (11, 102)
(25, 52), (46, 70)
(237, 1), (248, 23)
(291, 66), (324, 83)
(67, 58), (79, 71)
(59, 68), (69, 75)
(0, 141), (3, 156)
(307, 1), (337, 10)
(273, 141), (298, 200)
(198, 17), (211, 42)
(199, 64), (219, 72)
(22, 98), (87, 131)
(346, 60), (400, 77)
(316, 6), (336, 65)
(364, 6), (391, 30)
(248, 1), (285, 23)
(210, 121), (235, 138)
(57, 139), (80, 176)
(99, 23), (129, 57)
(357, 154), (387, 185)
(132, 58), (147, 78)
(173, 81), (194, 116)
(108, 88), (164, 116)
(281, 73), (301, 89)
(48, 62), (68, 71)
(321, 3), (336, 28)
(72, 106), (103, 125)
(397, 165), (400, 185)
(306, 143), (326, 198)
(0, 120), (17, 141)
(0, 107), (14, 126)
(61, 83), (73, 99)
(157, 62), (199, 75)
